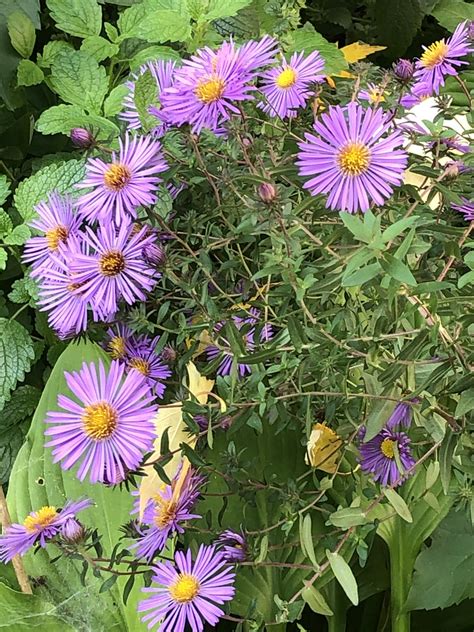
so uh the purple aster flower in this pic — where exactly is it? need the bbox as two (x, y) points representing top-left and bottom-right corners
(105, 323), (135, 360)
(69, 221), (159, 320)
(0, 499), (91, 562)
(399, 81), (434, 108)
(22, 192), (82, 278)
(161, 37), (277, 134)
(359, 427), (416, 487)
(386, 402), (413, 430)
(393, 59), (415, 82)
(206, 308), (273, 377)
(358, 83), (389, 105)
(120, 60), (176, 136)
(131, 223), (166, 266)
(452, 197), (474, 221)
(194, 414), (209, 431)
(45, 360), (157, 484)
(257, 50), (324, 119)
(236, 34), (278, 72)
(133, 468), (204, 562)
(216, 529), (247, 562)
(125, 335), (171, 398)
(76, 133), (168, 225)
(296, 102), (408, 213)
(37, 234), (95, 339)
(414, 22), (474, 94)
(138, 544), (235, 632)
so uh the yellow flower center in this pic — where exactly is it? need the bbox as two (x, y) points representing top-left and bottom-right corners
(338, 142), (371, 176)
(420, 40), (449, 68)
(169, 574), (200, 603)
(154, 499), (178, 528)
(99, 251), (126, 277)
(23, 506), (58, 533)
(82, 402), (118, 440)
(276, 67), (298, 89)
(195, 77), (226, 103)
(368, 88), (386, 103)
(67, 281), (84, 294)
(103, 164), (131, 190)
(380, 438), (396, 459)
(108, 336), (127, 360)
(45, 226), (69, 251)
(128, 357), (150, 376)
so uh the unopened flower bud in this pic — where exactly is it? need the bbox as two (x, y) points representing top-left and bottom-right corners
(143, 242), (166, 267)
(468, 21), (474, 40)
(258, 182), (277, 203)
(162, 344), (177, 362)
(242, 136), (252, 148)
(61, 518), (85, 543)
(393, 59), (415, 82)
(443, 160), (463, 180)
(219, 415), (232, 430)
(70, 127), (95, 149)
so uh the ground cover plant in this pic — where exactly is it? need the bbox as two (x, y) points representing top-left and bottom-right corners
(0, 1), (473, 631)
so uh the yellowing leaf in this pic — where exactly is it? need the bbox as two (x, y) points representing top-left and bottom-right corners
(305, 423), (343, 473)
(341, 42), (386, 64)
(138, 362), (215, 518)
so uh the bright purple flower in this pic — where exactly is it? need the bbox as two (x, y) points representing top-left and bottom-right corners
(257, 50), (324, 119)
(358, 83), (388, 105)
(138, 544), (235, 632)
(120, 60), (176, 136)
(161, 37), (277, 134)
(133, 468), (204, 562)
(297, 102), (408, 213)
(452, 197), (474, 221)
(105, 323), (136, 360)
(216, 530), (247, 562)
(125, 335), (171, 398)
(399, 81), (434, 108)
(359, 427), (416, 487)
(206, 308), (273, 377)
(414, 22), (474, 94)
(236, 35), (278, 72)
(22, 192), (82, 277)
(393, 59), (415, 81)
(37, 234), (94, 339)
(69, 221), (159, 320)
(60, 516), (85, 543)
(0, 499), (91, 562)
(45, 360), (157, 484)
(386, 402), (413, 430)
(76, 133), (168, 225)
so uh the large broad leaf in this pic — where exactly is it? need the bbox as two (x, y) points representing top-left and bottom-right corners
(286, 23), (348, 76)
(46, 0), (102, 38)
(0, 318), (35, 411)
(7, 340), (143, 631)
(0, 582), (75, 631)
(431, 0), (474, 30)
(374, 0), (424, 59)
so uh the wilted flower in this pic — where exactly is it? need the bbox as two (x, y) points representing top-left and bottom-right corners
(257, 50), (325, 119)
(305, 423), (343, 473)
(45, 360), (157, 484)
(414, 22), (473, 94)
(452, 197), (474, 221)
(70, 128), (95, 149)
(216, 529), (247, 562)
(297, 102), (408, 213)
(76, 133), (168, 225)
(138, 545), (235, 632)
(393, 58), (415, 81)
(359, 427), (416, 487)
(0, 499), (91, 562)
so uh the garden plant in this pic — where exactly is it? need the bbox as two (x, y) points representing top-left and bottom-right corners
(0, 0), (473, 631)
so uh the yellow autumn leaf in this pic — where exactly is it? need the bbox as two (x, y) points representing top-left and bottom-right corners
(138, 362), (216, 518)
(305, 423), (343, 474)
(340, 42), (386, 64)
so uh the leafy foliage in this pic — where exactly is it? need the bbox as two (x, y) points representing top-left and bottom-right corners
(0, 319), (35, 410)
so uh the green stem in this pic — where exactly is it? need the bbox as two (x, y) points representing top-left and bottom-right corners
(390, 524), (413, 632)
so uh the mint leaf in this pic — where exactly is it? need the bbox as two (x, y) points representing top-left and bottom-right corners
(8, 276), (38, 305)
(17, 59), (44, 86)
(46, 0), (102, 38)
(7, 10), (36, 58)
(4, 224), (31, 246)
(0, 176), (11, 207)
(118, 0), (191, 43)
(80, 35), (119, 62)
(200, 0), (253, 22)
(50, 50), (108, 114)
(0, 248), (7, 271)
(0, 209), (13, 235)
(286, 22), (348, 76)
(104, 84), (129, 117)
(36, 104), (119, 139)
(431, 0), (474, 31)
(14, 159), (86, 223)
(0, 318), (35, 411)
(134, 69), (159, 132)
(37, 40), (74, 68)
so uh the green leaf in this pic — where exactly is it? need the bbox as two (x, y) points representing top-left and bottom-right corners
(0, 318), (35, 411)
(36, 104), (119, 139)
(46, 0), (102, 38)
(201, 0), (253, 22)
(50, 50), (108, 114)
(383, 488), (413, 523)
(0, 209), (13, 235)
(8, 276), (38, 305)
(7, 10), (36, 58)
(302, 585), (334, 616)
(300, 514), (318, 568)
(0, 248), (7, 271)
(374, 0), (423, 58)
(326, 550), (359, 605)
(381, 254), (417, 286)
(0, 582), (75, 631)
(439, 430), (457, 494)
(340, 212), (372, 243)
(406, 511), (474, 610)
(364, 396), (397, 442)
(382, 216), (417, 242)
(431, 0), (474, 30)
(341, 262), (382, 287)
(4, 224), (31, 245)
(7, 340), (142, 630)
(104, 84), (129, 117)
(118, 0), (191, 43)
(14, 159), (86, 223)
(0, 176), (10, 207)
(286, 23), (348, 76)
(17, 59), (44, 86)
(37, 40), (73, 68)
(129, 45), (181, 70)
(455, 387), (474, 417)
(80, 35), (119, 62)
(134, 69), (159, 132)
(329, 507), (369, 529)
